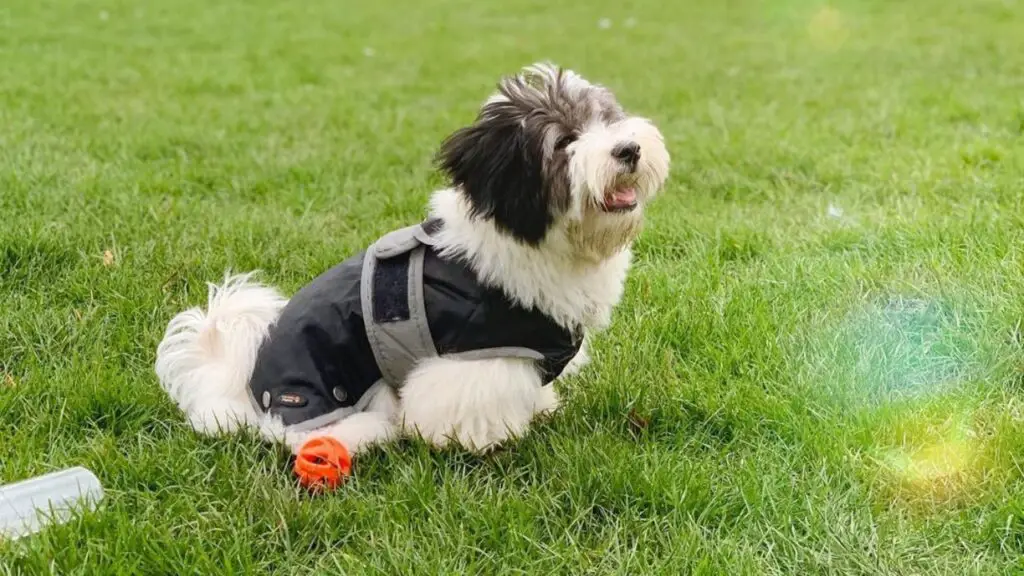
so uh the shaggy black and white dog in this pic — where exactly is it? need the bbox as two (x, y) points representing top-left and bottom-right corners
(155, 63), (670, 457)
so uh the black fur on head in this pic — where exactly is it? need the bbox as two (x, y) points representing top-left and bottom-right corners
(436, 64), (622, 245)
(436, 98), (555, 244)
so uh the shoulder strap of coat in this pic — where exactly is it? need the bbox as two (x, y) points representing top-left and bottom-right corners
(360, 221), (440, 386)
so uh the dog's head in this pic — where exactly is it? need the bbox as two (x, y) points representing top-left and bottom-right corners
(437, 63), (670, 261)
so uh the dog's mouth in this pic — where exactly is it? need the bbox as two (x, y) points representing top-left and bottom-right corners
(601, 185), (638, 213)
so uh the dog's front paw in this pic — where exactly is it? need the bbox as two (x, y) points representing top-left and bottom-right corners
(558, 339), (591, 379)
(534, 384), (561, 416)
(401, 413), (519, 453)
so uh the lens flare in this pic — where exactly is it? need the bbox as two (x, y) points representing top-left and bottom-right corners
(839, 297), (969, 404)
(880, 416), (985, 503)
(809, 296), (993, 504)
(808, 6), (849, 52)
(887, 437), (973, 481)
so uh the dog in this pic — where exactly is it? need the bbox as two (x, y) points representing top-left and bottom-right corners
(155, 63), (670, 460)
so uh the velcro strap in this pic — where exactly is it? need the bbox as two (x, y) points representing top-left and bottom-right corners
(372, 252), (411, 322)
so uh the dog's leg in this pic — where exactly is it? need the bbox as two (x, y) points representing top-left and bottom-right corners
(534, 383), (561, 416)
(290, 412), (395, 456)
(285, 385), (400, 455)
(398, 356), (547, 452)
(533, 336), (586, 417)
(559, 336), (591, 379)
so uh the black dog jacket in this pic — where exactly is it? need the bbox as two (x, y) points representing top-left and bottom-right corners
(247, 219), (583, 430)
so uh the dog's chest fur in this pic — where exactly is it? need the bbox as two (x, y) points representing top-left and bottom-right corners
(430, 188), (633, 332)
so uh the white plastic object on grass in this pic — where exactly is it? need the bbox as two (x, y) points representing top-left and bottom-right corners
(0, 467), (104, 540)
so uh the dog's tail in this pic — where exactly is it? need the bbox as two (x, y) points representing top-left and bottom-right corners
(155, 273), (287, 435)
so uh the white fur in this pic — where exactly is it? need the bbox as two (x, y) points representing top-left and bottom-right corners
(153, 62), (668, 459)
(155, 273), (286, 436)
(399, 357), (554, 450)
(569, 116), (670, 216)
(430, 188), (632, 330)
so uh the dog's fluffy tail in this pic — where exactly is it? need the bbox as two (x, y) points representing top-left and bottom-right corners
(155, 273), (287, 435)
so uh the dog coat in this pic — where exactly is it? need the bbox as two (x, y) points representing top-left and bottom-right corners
(247, 219), (583, 430)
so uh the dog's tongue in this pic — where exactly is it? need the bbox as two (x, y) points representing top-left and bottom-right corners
(605, 186), (637, 209)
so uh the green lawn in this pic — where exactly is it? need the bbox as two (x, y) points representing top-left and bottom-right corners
(3, 0), (1024, 573)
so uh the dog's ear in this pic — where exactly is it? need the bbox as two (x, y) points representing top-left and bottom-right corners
(436, 102), (552, 245)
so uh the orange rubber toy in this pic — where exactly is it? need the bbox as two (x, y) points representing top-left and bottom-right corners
(294, 436), (351, 490)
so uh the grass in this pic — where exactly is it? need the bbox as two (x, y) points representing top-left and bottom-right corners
(2, 0), (1024, 573)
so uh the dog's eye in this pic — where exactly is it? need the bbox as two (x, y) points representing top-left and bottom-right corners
(555, 134), (578, 151)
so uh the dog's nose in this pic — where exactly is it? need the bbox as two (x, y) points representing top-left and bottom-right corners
(611, 141), (641, 167)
